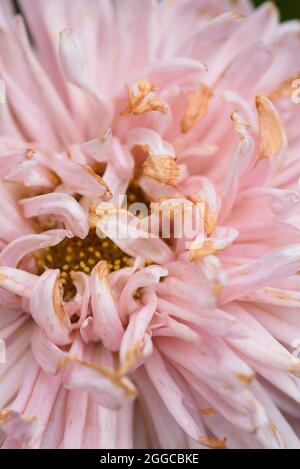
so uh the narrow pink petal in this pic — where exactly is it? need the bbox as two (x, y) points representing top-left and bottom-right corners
(119, 289), (157, 373)
(31, 327), (66, 375)
(0, 229), (73, 268)
(90, 261), (124, 351)
(0, 267), (37, 297)
(29, 269), (71, 345)
(21, 193), (89, 238)
(118, 265), (167, 322)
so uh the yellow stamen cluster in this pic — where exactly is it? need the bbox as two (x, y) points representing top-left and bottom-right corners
(35, 181), (150, 297)
(35, 230), (133, 297)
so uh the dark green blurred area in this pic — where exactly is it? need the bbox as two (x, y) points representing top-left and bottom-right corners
(253, 0), (300, 20)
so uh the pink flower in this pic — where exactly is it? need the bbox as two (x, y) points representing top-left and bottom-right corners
(1, 0), (300, 449)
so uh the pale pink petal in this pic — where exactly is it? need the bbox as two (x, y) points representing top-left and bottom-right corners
(90, 261), (124, 351)
(119, 289), (157, 373)
(118, 265), (167, 322)
(29, 269), (71, 345)
(0, 229), (73, 268)
(0, 267), (37, 297)
(21, 193), (89, 238)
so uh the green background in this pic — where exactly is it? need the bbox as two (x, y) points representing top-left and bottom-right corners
(253, 0), (300, 20)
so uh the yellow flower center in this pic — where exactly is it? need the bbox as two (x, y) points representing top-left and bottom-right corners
(35, 181), (148, 297)
(35, 229), (134, 297)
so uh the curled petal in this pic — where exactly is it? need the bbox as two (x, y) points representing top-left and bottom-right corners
(80, 130), (112, 163)
(119, 289), (157, 374)
(4, 149), (55, 189)
(69, 271), (90, 329)
(90, 261), (124, 351)
(0, 184), (32, 242)
(29, 269), (71, 345)
(118, 265), (167, 321)
(92, 205), (173, 264)
(31, 327), (66, 375)
(48, 154), (112, 199)
(127, 127), (175, 157)
(80, 317), (98, 343)
(21, 193), (89, 239)
(0, 229), (73, 268)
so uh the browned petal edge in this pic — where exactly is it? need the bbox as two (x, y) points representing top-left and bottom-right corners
(268, 73), (300, 101)
(270, 289), (295, 302)
(204, 209), (218, 237)
(212, 282), (224, 298)
(188, 195), (217, 237)
(142, 155), (180, 186)
(80, 165), (112, 201)
(120, 79), (168, 116)
(189, 240), (217, 261)
(95, 260), (116, 301)
(88, 203), (100, 228)
(88, 202), (116, 228)
(53, 276), (67, 324)
(25, 148), (35, 160)
(181, 83), (213, 133)
(59, 355), (138, 397)
(255, 94), (287, 159)
(236, 373), (256, 385)
(95, 260), (109, 283)
(0, 409), (11, 423)
(118, 341), (143, 376)
(0, 409), (35, 424)
(231, 111), (251, 141)
(199, 435), (227, 449)
(0, 273), (7, 283)
(288, 360), (300, 374)
(199, 407), (216, 415)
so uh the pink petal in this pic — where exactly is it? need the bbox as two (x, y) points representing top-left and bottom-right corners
(90, 261), (124, 351)
(21, 193), (89, 238)
(29, 269), (71, 345)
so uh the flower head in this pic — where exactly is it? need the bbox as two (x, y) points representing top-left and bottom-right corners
(1, 0), (300, 449)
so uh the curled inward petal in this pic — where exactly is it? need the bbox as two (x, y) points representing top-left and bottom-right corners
(21, 193), (89, 239)
(90, 261), (124, 351)
(0, 229), (73, 268)
(29, 269), (71, 345)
